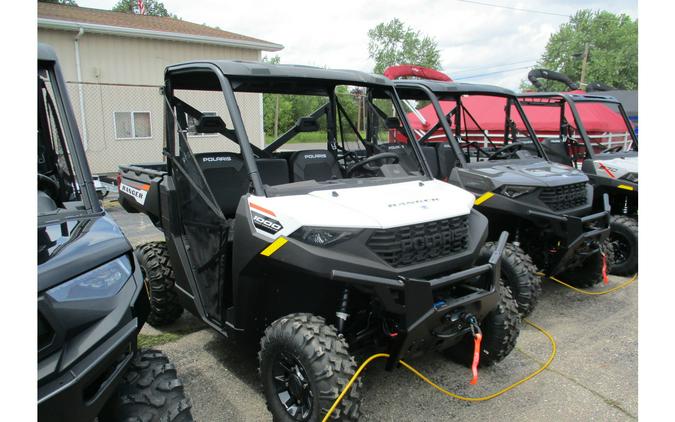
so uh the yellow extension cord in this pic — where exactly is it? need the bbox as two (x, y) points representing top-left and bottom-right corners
(321, 273), (638, 421)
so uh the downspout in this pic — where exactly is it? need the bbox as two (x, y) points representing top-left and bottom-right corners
(74, 27), (88, 150)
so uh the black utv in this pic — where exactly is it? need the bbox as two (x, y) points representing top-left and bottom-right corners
(518, 92), (638, 275)
(37, 44), (192, 422)
(118, 59), (521, 421)
(392, 78), (611, 316)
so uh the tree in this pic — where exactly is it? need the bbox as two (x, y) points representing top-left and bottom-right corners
(112, 0), (177, 18)
(38, 0), (78, 5)
(524, 10), (637, 91)
(367, 18), (441, 74)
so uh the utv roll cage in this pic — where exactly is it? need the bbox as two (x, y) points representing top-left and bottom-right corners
(163, 60), (433, 201)
(393, 79), (551, 165)
(517, 92), (638, 162)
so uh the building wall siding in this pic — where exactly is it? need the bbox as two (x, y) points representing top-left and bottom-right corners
(39, 28), (264, 173)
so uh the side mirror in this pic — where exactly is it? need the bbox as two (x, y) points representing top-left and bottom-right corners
(296, 117), (320, 132)
(384, 117), (401, 129)
(195, 113), (226, 134)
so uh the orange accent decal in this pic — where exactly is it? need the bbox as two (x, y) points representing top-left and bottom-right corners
(249, 202), (276, 217)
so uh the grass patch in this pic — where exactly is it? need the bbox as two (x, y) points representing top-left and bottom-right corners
(137, 332), (183, 348)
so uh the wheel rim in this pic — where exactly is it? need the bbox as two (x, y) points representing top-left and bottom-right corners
(272, 352), (313, 421)
(609, 232), (632, 266)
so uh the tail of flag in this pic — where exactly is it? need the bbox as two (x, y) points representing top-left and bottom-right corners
(137, 0), (147, 15)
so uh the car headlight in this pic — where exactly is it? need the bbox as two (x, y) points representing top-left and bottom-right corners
(46, 255), (133, 302)
(498, 185), (537, 198)
(622, 172), (638, 183)
(290, 227), (361, 247)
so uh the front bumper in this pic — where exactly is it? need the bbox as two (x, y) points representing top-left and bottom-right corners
(38, 267), (150, 422)
(331, 231), (508, 368)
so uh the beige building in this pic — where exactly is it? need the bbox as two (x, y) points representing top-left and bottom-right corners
(38, 3), (282, 173)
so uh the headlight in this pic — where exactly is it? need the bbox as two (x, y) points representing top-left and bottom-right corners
(622, 172), (638, 183)
(46, 255), (133, 302)
(290, 227), (361, 247)
(498, 185), (537, 198)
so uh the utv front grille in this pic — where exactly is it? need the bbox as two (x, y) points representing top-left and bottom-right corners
(539, 182), (588, 211)
(367, 216), (469, 268)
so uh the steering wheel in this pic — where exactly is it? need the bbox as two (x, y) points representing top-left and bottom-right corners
(488, 142), (524, 160)
(601, 145), (624, 154)
(38, 173), (60, 200)
(346, 152), (399, 177)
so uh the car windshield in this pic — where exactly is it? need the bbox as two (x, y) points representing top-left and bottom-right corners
(397, 89), (544, 163)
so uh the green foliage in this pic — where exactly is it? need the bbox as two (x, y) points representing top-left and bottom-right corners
(368, 18), (442, 74)
(137, 332), (182, 348)
(524, 10), (637, 91)
(112, 0), (177, 18)
(39, 0), (78, 5)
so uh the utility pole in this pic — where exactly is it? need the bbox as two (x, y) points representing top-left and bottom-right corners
(580, 43), (590, 85)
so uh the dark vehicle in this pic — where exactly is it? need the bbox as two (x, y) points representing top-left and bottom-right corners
(391, 76), (611, 316)
(118, 59), (521, 421)
(37, 44), (192, 422)
(518, 92), (638, 275)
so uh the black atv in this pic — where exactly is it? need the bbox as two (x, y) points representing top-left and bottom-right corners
(118, 59), (522, 421)
(518, 92), (638, 275)
(37, 44), (193, 422)
(392, 78), (611, 316)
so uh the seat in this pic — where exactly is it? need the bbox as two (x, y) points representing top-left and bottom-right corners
(194, 152), (249, 218)
(434, 142), (458, 179)
(541, 138), (573, 166)
(256, 158), (290, 186)
(420, 145), (440, 178)
(289, 150), (342, 182)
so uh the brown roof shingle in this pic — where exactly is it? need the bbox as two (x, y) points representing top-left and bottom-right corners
(38, 3), (281, 50)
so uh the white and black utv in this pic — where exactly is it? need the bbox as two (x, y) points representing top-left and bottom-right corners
(518, 92), (638, 275)
(118, 60), (521, 421)
(391, 78), (611, 316)
(37, 44), (192, 422)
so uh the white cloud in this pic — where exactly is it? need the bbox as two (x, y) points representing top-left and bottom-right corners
(76, 0), (637, 89)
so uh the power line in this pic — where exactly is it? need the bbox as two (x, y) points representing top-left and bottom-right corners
(456, 0), (571, 18)
(454, 65), (534, 80)
(447, 59), (538, 75)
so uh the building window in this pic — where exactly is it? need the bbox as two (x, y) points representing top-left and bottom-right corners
(114, 111), (152, 139)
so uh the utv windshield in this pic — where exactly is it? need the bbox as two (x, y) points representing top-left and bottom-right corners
(165, 68), (427, 201)
(396, 88), (545, 163)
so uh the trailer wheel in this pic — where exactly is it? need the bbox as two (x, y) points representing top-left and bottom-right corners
(445, 280), (521, 367)
(482, 241), (542, 317)
(99, 349), (193, 422)
(607, 215), (638, 275)
(137, 241), (183, 326)
(259, 313), (361, 421)
(557, 249), (604, 288)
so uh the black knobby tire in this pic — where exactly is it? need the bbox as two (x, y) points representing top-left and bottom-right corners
(137, 241), (183, 326)
(607, 215), (638, 275)
(445, 281), (521, 367)
(556, 249), (604, 288)
(100, 349), (193, 422)
(483, 241), (542, 317)
(259, 313), (361, 421)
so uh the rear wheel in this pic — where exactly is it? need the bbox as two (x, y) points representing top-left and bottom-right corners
(259, 313), (361, 421)
(556, 249), (604, 288)
(137, 241), (183, 326)
(607, 215), (638, 275)
(482, 241), (542, 317)
(445, 280), (521, 367)
(100, 349), (193, 422)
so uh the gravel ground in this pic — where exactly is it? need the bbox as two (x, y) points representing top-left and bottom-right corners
(106, 201), (638, 421)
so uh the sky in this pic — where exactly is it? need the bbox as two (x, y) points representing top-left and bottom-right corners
(74, 0), (637, 89)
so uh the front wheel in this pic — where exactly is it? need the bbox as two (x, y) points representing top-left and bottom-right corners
(99, 349), (193, 422)
(556, 249), (604, 288)
(136, 241), (183, 326)
(445, 280), (521, 367)
(259, 313), (361, 421)
(607, 215), (638, 275)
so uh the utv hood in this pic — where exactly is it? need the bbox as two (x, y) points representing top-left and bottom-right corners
(463, 159), (589, 190)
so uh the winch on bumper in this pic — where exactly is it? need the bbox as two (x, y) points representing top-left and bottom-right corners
(331, 231), (508, 369)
